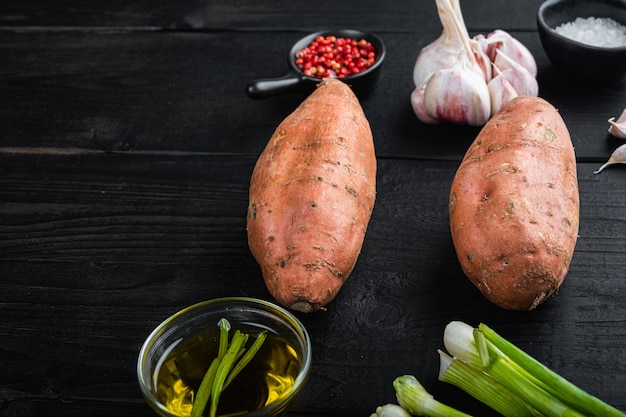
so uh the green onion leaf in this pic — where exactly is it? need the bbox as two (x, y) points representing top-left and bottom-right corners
(479, 323), (626, 417)
(191, 357), (220, 417)
(224, 330), (268, 389)
(217, 318), (230, 360)
(190, 319), (267, 417)
(209, 330), (246, 417)
(438, 350), (540, 417)
(485, 354), (585, 417)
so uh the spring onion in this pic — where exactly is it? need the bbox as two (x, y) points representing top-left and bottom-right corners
(394, 375), (472, 417)
(477, 322), (626, 417)
(372, 321), (625, 417)
(191, 358), (220, 417)
(437, 351), (539, 417)
(441, 321), (624, 417)
(191, 318), (267, 417)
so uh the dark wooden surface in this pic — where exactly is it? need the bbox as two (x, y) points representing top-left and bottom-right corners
(1, 1), (625, 416)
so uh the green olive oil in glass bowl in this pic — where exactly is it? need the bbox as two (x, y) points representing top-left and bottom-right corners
(137, 297), (312, 417)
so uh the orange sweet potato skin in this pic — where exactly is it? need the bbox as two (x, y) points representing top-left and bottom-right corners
(449, 96), (579, 310)
(247, 79), (376, 313)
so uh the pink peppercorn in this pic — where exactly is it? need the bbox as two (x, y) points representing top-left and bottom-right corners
(295, 35), (376, 78)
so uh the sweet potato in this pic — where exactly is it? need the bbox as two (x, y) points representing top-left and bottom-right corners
(449, 96), (579, 310)
(247, 79), (376, 313)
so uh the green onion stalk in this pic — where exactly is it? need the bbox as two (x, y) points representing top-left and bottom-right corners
(437, 350), (542, 417)
(371, 321), (624, 417)
(190, 318), (267, 417)
(388, 372), (542, 417)
(393, 375), (472, 417)
(442, 321), (625, 417)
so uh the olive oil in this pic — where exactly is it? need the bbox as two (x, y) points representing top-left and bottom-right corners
(154, 324), (300, 417)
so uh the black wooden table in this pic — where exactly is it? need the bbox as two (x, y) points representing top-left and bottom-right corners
(2, 1), (625, 416)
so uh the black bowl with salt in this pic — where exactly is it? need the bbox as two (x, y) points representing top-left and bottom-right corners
(537, 0), (626, 83)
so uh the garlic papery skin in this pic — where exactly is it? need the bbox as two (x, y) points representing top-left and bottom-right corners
(413, 0), (465, 88)
(475, 29), (537, 77)
(608, 108), (626, 139)
(422, 61), (491, 126)
(413, 0), (488, 88)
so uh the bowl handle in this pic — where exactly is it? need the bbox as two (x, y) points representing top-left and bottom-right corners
(246, 73), (316, 99)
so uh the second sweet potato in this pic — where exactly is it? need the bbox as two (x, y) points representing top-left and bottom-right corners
(449, 96), (579, 310)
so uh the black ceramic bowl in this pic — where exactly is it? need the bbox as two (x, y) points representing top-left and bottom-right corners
(537, 0), (626, 82)
(246, 29), (386, 99)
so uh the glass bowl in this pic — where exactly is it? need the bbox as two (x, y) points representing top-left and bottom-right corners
(137, 297), (312, 417)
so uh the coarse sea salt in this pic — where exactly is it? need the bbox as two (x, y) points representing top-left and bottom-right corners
(555, 17), (626, 48)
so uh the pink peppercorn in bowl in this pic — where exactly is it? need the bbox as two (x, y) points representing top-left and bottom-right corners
(246, 29), (386, 99)
(537, 0), (626, 83)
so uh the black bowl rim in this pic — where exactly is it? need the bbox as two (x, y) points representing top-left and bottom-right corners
(537, 0), (626, 52)
(287, 28), (387, 82)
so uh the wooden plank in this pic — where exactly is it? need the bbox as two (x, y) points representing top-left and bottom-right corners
(2, 153), (626, 414)
(0, 0), (545, 32)
(2, 1), (626, 413)
(1, 31), (624, 161)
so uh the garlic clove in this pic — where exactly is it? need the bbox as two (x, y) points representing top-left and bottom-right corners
(469, 37), (493, 82)
(594, 143), (626, 174)
(475, 29), (537, 77)
(493, 50), (538, 97)
(422, 62), (491, 126)
(410, 84), (441, 125)
(497, 67), (538, 97)
(487, 74), (518, 116)
(608, 108), (626, 139)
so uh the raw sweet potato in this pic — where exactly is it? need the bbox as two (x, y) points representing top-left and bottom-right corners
(247, 79), (376, 313)
(449, 96), (579, 310)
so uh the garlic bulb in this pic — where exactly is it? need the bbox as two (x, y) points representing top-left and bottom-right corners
(608, 108), (626, 139)
(411, 0), (538, 125)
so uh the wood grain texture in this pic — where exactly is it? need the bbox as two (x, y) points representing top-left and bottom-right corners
(2, 0), (626, 415)
(0, 0), (545, 32)
(1, 30), (623, 159)
(2, 154), (626, 415)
